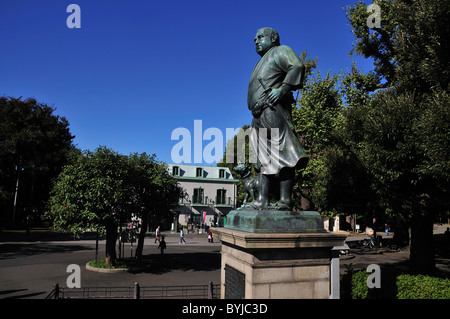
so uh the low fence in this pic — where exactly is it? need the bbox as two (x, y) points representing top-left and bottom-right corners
(46, 282), (220, 299)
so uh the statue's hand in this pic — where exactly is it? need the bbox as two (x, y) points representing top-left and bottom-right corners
(267, 88), (282, 104)
(268, 84), (290, 104)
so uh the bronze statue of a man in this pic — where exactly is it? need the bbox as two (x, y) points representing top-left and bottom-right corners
(248, 27), (308, 210)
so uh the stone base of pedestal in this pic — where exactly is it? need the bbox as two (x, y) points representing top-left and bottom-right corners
(225, 209), (325, 233)
(211, 227), (347, 299)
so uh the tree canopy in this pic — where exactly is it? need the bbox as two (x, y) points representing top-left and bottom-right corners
(0, 97), (74, 226)
(46, 146), (182, 265)
(301, 1), (448, 275)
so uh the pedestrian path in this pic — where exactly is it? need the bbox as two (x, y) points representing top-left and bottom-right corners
(146, 231), (221, 247)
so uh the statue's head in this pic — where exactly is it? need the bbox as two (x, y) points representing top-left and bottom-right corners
(233, 162), (248, 174)
(254, 27), (280, 56)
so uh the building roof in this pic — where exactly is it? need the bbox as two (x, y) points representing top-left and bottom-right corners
(167, 164), (238, 182)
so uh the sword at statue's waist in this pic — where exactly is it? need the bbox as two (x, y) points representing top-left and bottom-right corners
(258, 77), (272, 92)
(256, 77), (273, 110)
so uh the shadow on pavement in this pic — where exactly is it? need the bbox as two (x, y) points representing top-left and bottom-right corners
(128, 251), (221, 274)
(0, 289), (46, 299)
(0, 228), (103, 243)
(0, 243), (93, 259)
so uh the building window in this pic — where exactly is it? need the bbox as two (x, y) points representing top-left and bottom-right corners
(216, 189), (227, 205)
(193, 187), (204, 204)
(172, 166), (179, 176)
(219, 169), (225, 179)
(196, 167), (203, 177)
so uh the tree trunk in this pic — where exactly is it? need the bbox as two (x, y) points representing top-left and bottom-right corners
(105, 221), (118, 267)
(135, 212), (148, 260)
(409, 195), (436, 274)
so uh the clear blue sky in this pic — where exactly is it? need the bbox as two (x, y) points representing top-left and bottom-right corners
(0, 0), (373, 165)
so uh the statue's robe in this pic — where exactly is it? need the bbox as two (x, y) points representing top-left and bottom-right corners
(248, 45), (309, 175)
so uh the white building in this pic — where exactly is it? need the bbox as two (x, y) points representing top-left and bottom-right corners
(167, 164), (238, 230)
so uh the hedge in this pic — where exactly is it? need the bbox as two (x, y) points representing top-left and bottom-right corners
(396, 274), (450, 299)
(351, 269), (370, 299)
(349, 269), (450, 299)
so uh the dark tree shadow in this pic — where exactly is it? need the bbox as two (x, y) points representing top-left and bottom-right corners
(127, 251), (221, 274)
(0, 243), (93, 259)
(0, 289), (46, 299)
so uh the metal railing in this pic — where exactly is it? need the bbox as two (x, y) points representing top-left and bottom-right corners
(46, 282), (220, 299)
(192, 195), (208, 205)
(215, 196), (232, 206)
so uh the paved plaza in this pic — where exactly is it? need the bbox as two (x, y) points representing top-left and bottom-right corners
(0, 225), (449, 299)
(0, 230), (222, 299)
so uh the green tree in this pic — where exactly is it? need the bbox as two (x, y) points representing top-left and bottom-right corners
(47, 147), (182, 265)
(346, 0), (450, 93)
(346, 0), (399, 87)
(345, 0), (450, 273)
(393, 0), (450, 93)
(336, 65), (381, 220)
(47, 146), (132, 266)
(292, 70), (343, 212)
(292, 65), (379, 222)
(218, 125), (252, 207)
(0, 97), (74, 227)
(127, 152), (182, 259)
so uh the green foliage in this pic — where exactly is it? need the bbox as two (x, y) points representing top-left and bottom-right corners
(346, 0), (450, 93)
(412, 90), (450, 188)
(218, 125), (252, 207)
(126, 152), (182, 219)
(293, 71), (342, 151)
(291, 64), (378, 215)
(46, 147), (182, 237)
(340, 63), (380, 108)
(0, 97), (74, 224)
(393, 0), (450, 93)
(396, 274), (450, 299)
(348, 269), (450, 299)
(346, 0), (399, 86)
(47, 147), (131, 237)
(344, 2), (449, 274)
(344, 86), (450, 220)
(89, 258), (127, 269)
(292, 70), (343, 211)
(47, 146), (182, 264)
(351, 269), (370, 299)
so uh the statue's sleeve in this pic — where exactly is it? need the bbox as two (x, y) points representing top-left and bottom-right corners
(275, 46), (305, 90)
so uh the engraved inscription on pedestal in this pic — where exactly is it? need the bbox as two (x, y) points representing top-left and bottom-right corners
(224, 264), (245, 299)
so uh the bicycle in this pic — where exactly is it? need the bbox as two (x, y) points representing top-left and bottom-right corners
(358, 235), (378, 250)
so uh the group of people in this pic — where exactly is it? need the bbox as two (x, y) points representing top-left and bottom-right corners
(152, 225), (215, 255)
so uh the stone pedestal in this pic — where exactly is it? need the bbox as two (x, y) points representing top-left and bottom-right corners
(212, 223), (347, 299)
(226, 209), (325, 233)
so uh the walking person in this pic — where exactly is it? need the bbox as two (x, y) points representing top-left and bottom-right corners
(180, 227), (186, 244)
(154, 225), (161, 243)
(207, 228), (213, 243)
(158, 236), (166, 255)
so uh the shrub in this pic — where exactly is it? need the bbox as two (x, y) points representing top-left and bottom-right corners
(89, 258), (128, 269)
(396, 274), (450, 299)
(351, 269), (370, 299)
(349, 270), (450, 299)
